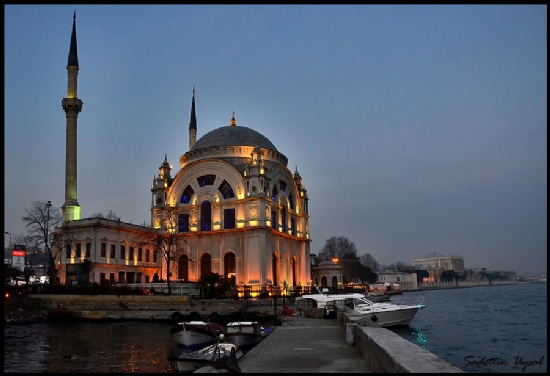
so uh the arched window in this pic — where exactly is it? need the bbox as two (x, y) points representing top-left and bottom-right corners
(200, 253), (211, 278)
(288, 192), (294, 210)
(332, 276), (338, 288)
(197, 174), (216, 187)
(178, 254), (189, 281)
(281, 210), (286, 233)
(200, 201), (211, 231)
(271, 210), (277, 229)
(271, 184), (278, 202)
(321, 276), (328, 287)
(224, 252), (236, 286)
(218, 180), (235, 199)
(180, 185), (195, 204)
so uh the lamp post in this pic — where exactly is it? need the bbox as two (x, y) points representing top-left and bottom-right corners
(45, 201), (52, 278)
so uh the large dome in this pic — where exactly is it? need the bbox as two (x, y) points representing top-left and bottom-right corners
(191, 126), (278, 152)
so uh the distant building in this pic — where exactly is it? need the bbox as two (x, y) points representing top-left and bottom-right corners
(375, 271), (418, 291)
(411, 252), (464, 272)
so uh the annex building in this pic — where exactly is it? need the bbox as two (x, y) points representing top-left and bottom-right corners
(53, 13), (312, 290)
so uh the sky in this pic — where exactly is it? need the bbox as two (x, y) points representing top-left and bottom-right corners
(4, 5), (547, 277)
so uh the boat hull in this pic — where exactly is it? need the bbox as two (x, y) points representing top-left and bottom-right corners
(225, 334), (263, 349)
(354, 306), (422, 327)
(173, 330), (218, 348)
(169, 342), (240, 373)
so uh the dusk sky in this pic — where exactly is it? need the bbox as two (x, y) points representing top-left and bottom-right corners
(4, 5), (547, 276)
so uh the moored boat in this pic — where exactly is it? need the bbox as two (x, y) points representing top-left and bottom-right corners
(296, 292), (426, 327)
(171, 320), (224, 349)
(168, 335), (243, 373)
(224, 321), (266, 349)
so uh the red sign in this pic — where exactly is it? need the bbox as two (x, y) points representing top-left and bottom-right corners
(12, 250), (26, 257)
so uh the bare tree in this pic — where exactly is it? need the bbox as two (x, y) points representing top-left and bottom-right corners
(90, 210), (121, 221)
(318, 236), (358, 261)
(395, 261), (408, 271)
(21, 200), (61, 282)
(139, 207), (183, 294)
(360, 253), (381, 271)
(52, 227), (78, 285)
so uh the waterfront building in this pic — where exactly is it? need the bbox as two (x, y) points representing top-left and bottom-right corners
(375, 271), (418, 291)
(311, 259), (344, 291)
(411, 252), (465, 272)
(52, 13), (312, 290)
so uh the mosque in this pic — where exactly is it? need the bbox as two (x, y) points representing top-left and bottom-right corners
(53, 13), (312, 290)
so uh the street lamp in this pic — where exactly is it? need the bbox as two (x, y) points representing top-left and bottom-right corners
(45, 201), (52, 278)
(5, 231), (11, 248)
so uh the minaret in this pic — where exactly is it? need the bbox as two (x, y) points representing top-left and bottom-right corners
(61, 11), (83, 222)
(189, 87), (197, 150)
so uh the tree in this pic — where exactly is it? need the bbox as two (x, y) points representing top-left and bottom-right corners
(341, 252), (378, 284)
(386, 263), (396, 271)
(90, 210), (121, 221)
(395, 262), (407, 271)
(360, 253), (380, 271)
(4, 264), (21, 285)
(139, 207), (183, 295)
(318, 236), (377, 284)
(80, 258), (95, 285)
(21, 200), (62, 283)
(318, 236), (358, 261)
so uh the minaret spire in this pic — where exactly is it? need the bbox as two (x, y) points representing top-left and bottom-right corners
(67, 11), (79, 69)
(62, 11), (83, 222)
(189, 86), (197, 150)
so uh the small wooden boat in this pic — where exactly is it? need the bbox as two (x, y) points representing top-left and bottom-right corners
(171, 320), (224, 349)
(168, 335), (243, 373)
(224, 321), (266, 349)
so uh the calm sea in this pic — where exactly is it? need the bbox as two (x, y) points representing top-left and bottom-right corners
(4, 282), (547, 373)
(389, 282), (547, 373)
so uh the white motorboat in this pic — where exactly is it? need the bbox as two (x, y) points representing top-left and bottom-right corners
(224, 321), (266, 349)
(168, 335), (243, 373)
(296, 293), (426, 327)
(171, 320), (224, 348)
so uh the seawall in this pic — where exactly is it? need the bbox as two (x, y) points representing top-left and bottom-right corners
(338, 312), (464, 372)
(27, 294), (245, 321)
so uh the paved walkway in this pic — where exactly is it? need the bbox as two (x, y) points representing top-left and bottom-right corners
(238, 315), (370, 373)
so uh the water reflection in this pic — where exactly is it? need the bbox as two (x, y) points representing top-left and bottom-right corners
(389, 325), (428, 350)
(4, 321), (177, 373)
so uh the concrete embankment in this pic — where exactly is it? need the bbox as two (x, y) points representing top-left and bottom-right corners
(338, 313), (464, 373)
(239, 312), (464, 373)
(26, 294), (246, 322)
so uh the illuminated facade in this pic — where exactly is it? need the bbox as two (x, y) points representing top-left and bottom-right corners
(411, 254), (465, 272)
(53, 13), (312, 289)
(311, 260), (343, 290)
(61, 11), (82, 222)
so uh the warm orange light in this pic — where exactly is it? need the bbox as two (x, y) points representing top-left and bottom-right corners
(332, 258), (339, 264)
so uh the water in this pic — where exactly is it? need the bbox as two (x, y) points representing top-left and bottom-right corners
(4, 321), (177, 373)
(389, 282), (547, 373)
(4, 283), (547, 373)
